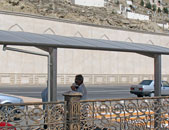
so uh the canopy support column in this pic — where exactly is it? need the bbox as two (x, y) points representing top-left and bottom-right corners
(49, 48), (57, 101)
(154, 54), (161, 96)
(154, 54), (161, 129)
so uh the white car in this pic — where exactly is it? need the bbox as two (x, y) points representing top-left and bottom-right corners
(0, 93), (24, 104)
(0, 93), (24, 113)
(130, 80), (169, 97)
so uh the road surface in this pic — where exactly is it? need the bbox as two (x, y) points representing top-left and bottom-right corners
(0, 85), (137, 101)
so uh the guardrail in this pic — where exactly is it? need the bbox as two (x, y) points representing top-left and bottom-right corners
(0, 94), (168, 130)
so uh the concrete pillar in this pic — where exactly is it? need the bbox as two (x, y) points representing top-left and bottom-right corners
(63, 91), (82, 130)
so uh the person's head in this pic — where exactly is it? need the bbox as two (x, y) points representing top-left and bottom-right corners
(75, 74), (84, 86)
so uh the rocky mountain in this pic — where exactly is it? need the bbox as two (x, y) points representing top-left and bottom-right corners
(0, 0), (169, 33)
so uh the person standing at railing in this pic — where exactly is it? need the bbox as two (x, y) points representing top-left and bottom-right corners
(71, 74), (88, 129)
(71, 74), (87, 100)
(41, 86), (48, 108)
(41, 81), (48, 129)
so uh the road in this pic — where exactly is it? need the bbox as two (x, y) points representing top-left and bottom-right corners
(0, 85), (137, 101)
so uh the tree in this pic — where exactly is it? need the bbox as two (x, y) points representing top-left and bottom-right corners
(152, 4), (156, 12)
(140, 0), (144, 6)
(146, 2), (152, 9)
(157, 7), (161, 13)
(163, 7), (168, 14)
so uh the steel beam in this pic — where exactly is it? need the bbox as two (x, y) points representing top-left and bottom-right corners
(136, 52), (154, 58)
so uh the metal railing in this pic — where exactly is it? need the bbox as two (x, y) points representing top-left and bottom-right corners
(80, 97), (169, 130)
(0, 95), (169, 130)
(0, 101), (66, 130)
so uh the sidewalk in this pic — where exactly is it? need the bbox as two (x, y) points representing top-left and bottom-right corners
(9, 94), (42, 103)
(18, 95), (42, 102)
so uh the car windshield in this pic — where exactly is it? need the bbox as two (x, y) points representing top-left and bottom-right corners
(139, 80), (152, 85)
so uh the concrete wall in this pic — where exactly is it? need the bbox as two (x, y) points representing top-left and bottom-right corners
(126, 12), (149, 21)
(0, 12), (169, 85)
(71, 0), (105, 7)
(157, 23), (169, 29)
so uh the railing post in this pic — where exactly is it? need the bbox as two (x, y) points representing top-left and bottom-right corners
(63, 91), (82, 130)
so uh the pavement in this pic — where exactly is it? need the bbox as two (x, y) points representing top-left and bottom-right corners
(9, 94), (42, 103)
(18, 95), (42, 102)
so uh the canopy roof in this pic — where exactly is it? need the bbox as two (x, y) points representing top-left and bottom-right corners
(0, 30), (166, 99)
(0, 30), (169, 55)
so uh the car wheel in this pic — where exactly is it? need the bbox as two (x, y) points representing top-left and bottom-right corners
(149, 93), (154, 97)
(137, 95), (143, 97)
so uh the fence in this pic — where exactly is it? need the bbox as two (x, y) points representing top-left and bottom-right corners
(0, 101), (66, 130)
(80, 97), (169, 130)
(0, 92), (169, 130)
(1, 73), (169, 85)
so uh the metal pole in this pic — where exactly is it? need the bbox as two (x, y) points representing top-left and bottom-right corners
(154, 54), (161, 96)
(154, 54), (161, 129)
(49, 48), (57, 101)
(163, 13), (164, 31)
(3, 46), (48, 57)
(47, 55), (51, 102)
(3, 45), (51, 102)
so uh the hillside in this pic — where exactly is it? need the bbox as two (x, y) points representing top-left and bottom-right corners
(0, 0), (169, 33)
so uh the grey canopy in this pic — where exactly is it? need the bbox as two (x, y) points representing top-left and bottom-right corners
(0, 30), (168, 100)
(0, 30), (169, 55)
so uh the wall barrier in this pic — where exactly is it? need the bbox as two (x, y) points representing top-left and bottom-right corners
(126, 12), (149, 21)
(0, 73), (169, 85)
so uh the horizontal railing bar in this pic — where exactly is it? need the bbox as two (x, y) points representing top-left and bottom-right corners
(80, 96), (169, 103)
(0, 101), (66, 106)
